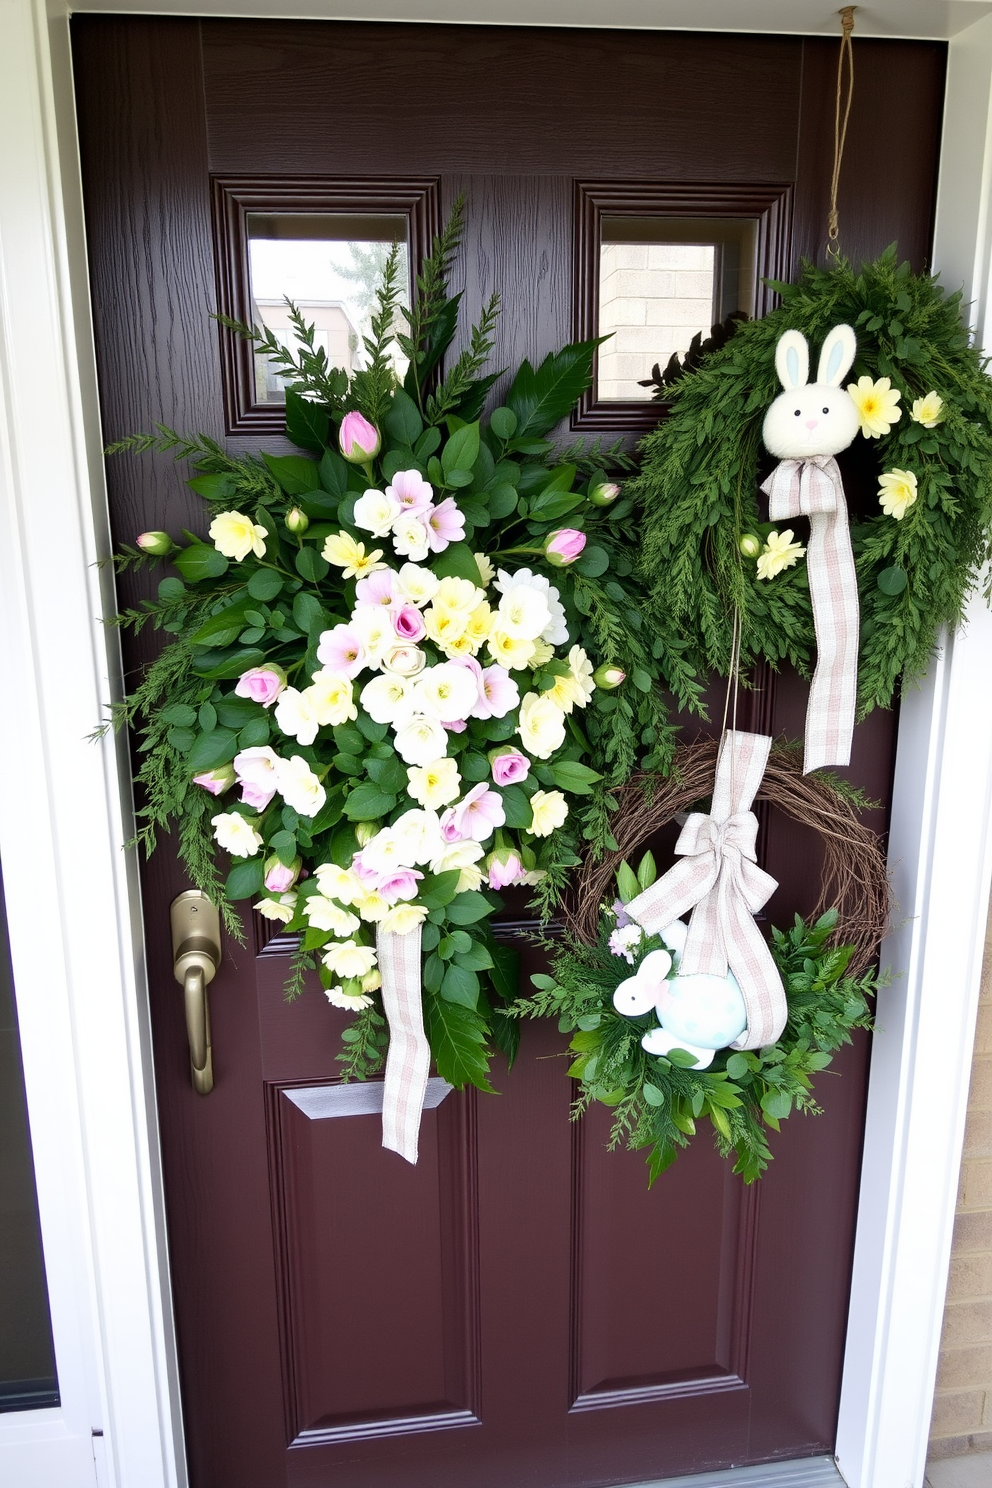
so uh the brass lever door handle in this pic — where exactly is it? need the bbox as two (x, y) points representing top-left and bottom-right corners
(170, 890), (221, 1096)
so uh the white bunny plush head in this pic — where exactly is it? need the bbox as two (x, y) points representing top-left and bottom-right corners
(762, 324), (860, 460)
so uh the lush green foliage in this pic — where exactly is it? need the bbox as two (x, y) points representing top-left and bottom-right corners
(630, 248), (992, 717)
(515, 898), (880, 1183)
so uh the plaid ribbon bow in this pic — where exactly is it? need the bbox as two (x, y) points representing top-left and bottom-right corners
(762, 455), (859, 773)
(625, 730), (787, 1050)
(376, 924), (430, 1163)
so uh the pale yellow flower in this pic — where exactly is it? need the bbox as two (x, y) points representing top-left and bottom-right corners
(474, 551), (496, 586)
(529, 640), (555, 667)
(544, 673), (582, 714)
(430, 838), (485, 891)
(314, 861), (362, 905)
(325, 985), (373, 1011)
(847, 375), (902, 438)
(361, 969), (382, 993)
(304, 896), (361, 937)
(529, 789), (569, 837)
(424, 602), (469, 648)
(406, 757), (461, 809)
(321, 530), (387, 579)
(306, 671), (358, 727)
(321, 940), (378, 979)
(212, 811), (263, 857)
(911, 391), (944, 428)
(518, 691), (567, 759)
(209, 510), (267, 562)
(434, 576), (483, 612)
(566, 645), (596, 709)
(756, 529), (806, 582)
(353, 891), (390, 923)
(380, 903), (430, 936)
(464, 602), (494, 649)
(253, 893), (297, 924)
(878, 468), (919, 520)
(441, 633), (478, 658)
(487, 628), (537, 670)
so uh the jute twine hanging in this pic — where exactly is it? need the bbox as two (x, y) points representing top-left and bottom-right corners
(566, 739), (891, 978)
(827, 6), (857, 251)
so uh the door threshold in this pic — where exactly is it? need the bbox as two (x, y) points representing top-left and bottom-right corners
(629, 1456), (845, 1488)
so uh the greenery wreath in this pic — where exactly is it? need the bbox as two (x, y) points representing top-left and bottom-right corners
(629, 248), (992, 719)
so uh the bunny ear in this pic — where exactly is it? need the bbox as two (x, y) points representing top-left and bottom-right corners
(774, 330), (809, 391)
(817, 324), (857, 386)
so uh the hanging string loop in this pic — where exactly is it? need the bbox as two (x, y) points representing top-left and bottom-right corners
(827, 7), (857, 253)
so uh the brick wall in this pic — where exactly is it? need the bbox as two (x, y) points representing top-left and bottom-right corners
(928, 909), (992, 1457)
(598, 243), (715, 401)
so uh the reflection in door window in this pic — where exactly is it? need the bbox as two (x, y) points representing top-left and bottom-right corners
(246, 214), (411, 403)
(597, 217), (757, 401)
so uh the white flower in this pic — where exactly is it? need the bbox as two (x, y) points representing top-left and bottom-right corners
(321, 940), (378, 979)
(494, 568), (568, 645)
(254, 892), (297, 924)
(212, 811), (263, 857)
(314, 861), (361, 905)
(430, 837), (485, 891)
(497, 582), (552, 641)
(360, 672), (416, 726)
(382, 644), (427, 677)
(380, 903), (430, 935)
(608, 923), (644, 963)
(275, 755), (326, 818)
(406, 757), (462, 809)
(566, 645), (596, 708)
(304, 895), (361, 936)
(351, 607), (395, 664)
(413, 662), (481, 723)
(392, 512), (431, 560)
(529, 788), (569, 836)
(352, 487), (401, 538)
(475, 551), (495, 586)
(434, 576), (484, 612)
(325, 985), (373, 1011)
(359, 826), (408, 875)
(392, 807), (446, 865)
(396, 563), (440, 608)
(306, 671), (358, 728)
(274, 687), (321, 746)
(393, 713), (450, 766)
(518, 692), (567, 759)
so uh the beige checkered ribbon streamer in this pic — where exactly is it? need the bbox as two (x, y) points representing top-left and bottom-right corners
(377, 924), (429, 1163)
(762, 455), (859, 773)
(625, 730), (787, 1050)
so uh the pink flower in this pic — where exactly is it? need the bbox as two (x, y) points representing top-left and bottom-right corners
(441, 783), (506, 843)
(426, 497), (466, 553)
(234, 745), (280, 811)
(545, 528), (586, 566)
(192, 764), (236, 796)
(487, 848), (523, 890)
(491, 748), (530, 786)
(264, 854), (301, 893)
(354, 569), (397, 608)
(316, 623), (367, 679)
(443, 718), (467, 733)
(473, 665), (520, 720)
(235, 665), (287, 708)
(351, 852), (384, 889)
(386, 469), (434, 515)
(378, 868), (423, 904)
(339, 411), (380, 462)
(392, 603), (427, 642)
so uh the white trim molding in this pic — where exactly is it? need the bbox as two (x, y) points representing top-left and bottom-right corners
(2, 5), (992, 1488)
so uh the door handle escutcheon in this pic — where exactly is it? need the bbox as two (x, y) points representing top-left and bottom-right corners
(170, 890), (221, 1096)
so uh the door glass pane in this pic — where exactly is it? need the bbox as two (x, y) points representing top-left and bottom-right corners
(597, 217), (757, 401)
(0, 863), (59, 1412)
(246, 213), (411, 404)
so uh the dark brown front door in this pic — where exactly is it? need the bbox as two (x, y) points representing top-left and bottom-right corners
(72, 18), (945, 1487)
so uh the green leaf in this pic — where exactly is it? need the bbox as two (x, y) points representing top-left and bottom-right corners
(192, 647), (267, 680)
(425, 997), (493, 1092)
(247, 568), (283, 601)
(167, 726), (195, 752)
(186, 728), (238, 772)
(446, 890), (492, 925)
(461, 752), (491, 782)
(384, 387), (424, 445)
(269, 828), (297, 866)
(454, 941), (494, 973)
(158, 577), (187, 603)
(761, 1089), (793, 1120)
(318, 447), (349, 497)
(616, 862), (640, 903)
(505, 341), (598, 438)
(499, 784), (533, 829)
(172, 543), (229, 583)
(574, 545), (610, 578)
(189, 599), (253, 648)
(441, 421), (481, 476)
(238, 716), (270, 748)
(725, 1052), (750, 1080)
(295, 547), (329, 583)
(489, 406), (517, 440)
(161, 703), (197, 728)
(642, 1083), (665, 1107)
(262, 452), (319, 495)
(284, 390), (330, 453)
(333, 725), (365, 755)
(343, 783), (397, 820)
(549, 760), (602, 795)
(225, 857), (264, 901)
(366, 753), (408, 793)
(430, 540), (482, 585)
(198, 701), (218, 732)
(187, 472), (238, 501)
(488, 942), (520, 1004)
(292, 591), (329, 635)
(877, 565), (908, 595)
(487, 484), (518, 519)
(668, 1047), (704, 1068)
(215, 696), (262, 728)
(440, 963), (480, 1009)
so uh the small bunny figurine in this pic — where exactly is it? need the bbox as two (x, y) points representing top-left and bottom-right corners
(760, 325), (861, 772)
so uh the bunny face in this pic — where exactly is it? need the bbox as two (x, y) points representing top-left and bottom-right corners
(762, 324), (860, 460)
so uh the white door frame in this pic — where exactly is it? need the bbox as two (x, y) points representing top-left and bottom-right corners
(3, 4), (991, 1486)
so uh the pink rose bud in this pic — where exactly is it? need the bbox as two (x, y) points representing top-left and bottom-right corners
(136, 530), (174, 556)
(338, 411), (381, 463)
(490, 748), (530, 786)
(285, 506), (309, 534)
(544, 528), (586, 566)
(192, 764), (236, 796)
(392, 603), (427, 642)
(739, 533), (762, 559)
(487, 848), (523, 890)
(593, 664), (626, 690)
(264, 854), (301, 893)
(234, 664), (287, 708)
(589, 482), (620, 507)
